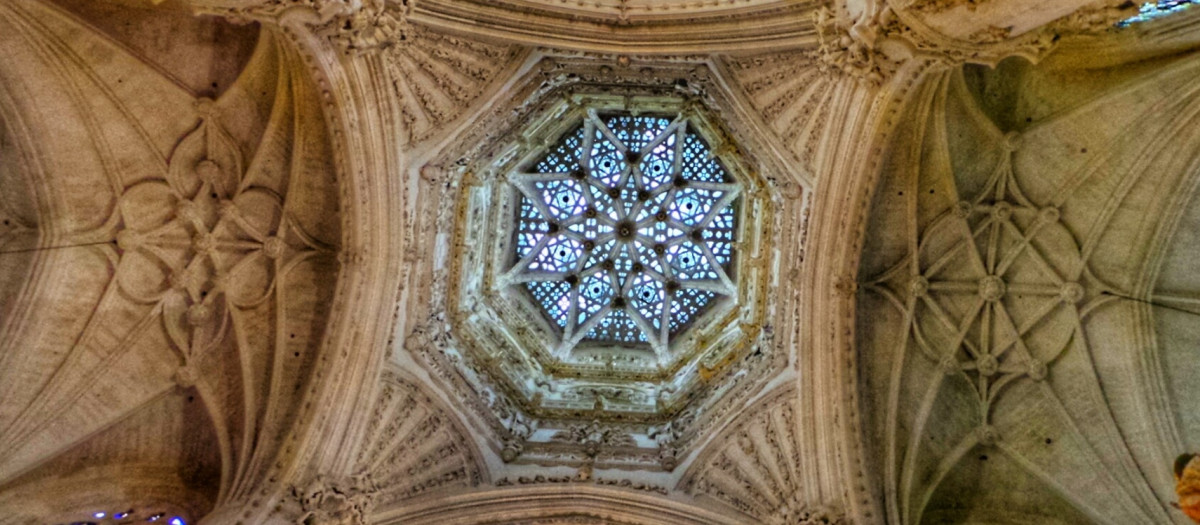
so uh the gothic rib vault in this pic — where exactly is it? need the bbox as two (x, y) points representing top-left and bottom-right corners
(2, 0), (1200, 524)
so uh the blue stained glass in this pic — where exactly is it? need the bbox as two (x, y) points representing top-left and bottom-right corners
(585, 239), (618, 269)
(666, 241), (719, 281)
(577, 271), (614, 324)
(511, 112), (740, 348)
(640, 134), (676, 189)
(632, 242), (665, 275)
(629, 273), (666, 329)
(567, 215), (613, 239)
(588, 182), (623, 222)
(604, 115), (671, 154)
(526, 280), (572, 328)
(586, 308), (647, 342)
(530, 236), (583, 272)
(680, 134), (728, 183)
(535, 125), (584, 173)
(669, 288), (717, 334)
(670, 188), (724, 226)
(538, 179), (587, 220)
(589, 133), (626, 187)
(1118, 0), (1200, 25)
(515, 198), (548, 258)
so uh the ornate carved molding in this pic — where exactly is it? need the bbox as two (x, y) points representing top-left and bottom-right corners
(809, 0), (1145, 89)
(374, 484), (743, 524)
(679, 386), (843, 524)
(406, 0), (821, 54)
(352, 368), (488, 510)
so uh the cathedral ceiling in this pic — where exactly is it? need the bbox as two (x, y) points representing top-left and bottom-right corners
(2, 0), (1200, 524)
(0, 0), (347, 520)
(855, 34), (1200, 524)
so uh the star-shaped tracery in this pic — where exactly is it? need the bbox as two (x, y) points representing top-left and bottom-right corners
(506, 110), (739, 355)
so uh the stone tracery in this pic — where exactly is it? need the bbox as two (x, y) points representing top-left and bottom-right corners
(507, 110), (739, 353)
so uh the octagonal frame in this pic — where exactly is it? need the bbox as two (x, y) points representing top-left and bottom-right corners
(495, 94), (749, 365)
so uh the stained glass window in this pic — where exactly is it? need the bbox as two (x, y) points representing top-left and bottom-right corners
(1118, 0), (1200, 25)
(507, 110), (739, 353)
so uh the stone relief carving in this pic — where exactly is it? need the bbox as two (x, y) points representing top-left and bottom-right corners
(316, 0), (410, 53)
(808, 0), (1145, 89)
(199, 0), (527, 145)
(551, 420), (636, 457)
(493, 473), (670, 496)
(281, 474), (379, 525)
(352, 368), (487, 510)
(813, 5), (892, 87)
(679, 387), (839, 524)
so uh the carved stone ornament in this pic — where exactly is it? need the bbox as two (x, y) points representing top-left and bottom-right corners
(810, 0), (1149, 88)
(282, 475), (379, 525)
(679, 387), (843, 524)
(352, 368), (488, 509)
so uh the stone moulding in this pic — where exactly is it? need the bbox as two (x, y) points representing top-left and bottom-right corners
(407, 0), (821, 54)
(372, 483), (745, 525)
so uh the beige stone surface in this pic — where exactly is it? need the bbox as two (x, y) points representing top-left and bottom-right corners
(0, 0), (1198, 523)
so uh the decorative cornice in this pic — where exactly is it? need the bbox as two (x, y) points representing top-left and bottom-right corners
(406, 0), (821, 54)
(373, 484), (744, 524)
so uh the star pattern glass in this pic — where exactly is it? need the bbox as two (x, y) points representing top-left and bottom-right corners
(1118, 0), (1200, 25)
(508, 111), (739, 353)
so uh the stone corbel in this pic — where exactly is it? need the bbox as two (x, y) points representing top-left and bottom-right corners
(812, 3), (900, 88)
(647, 421), (683, 472)
(500, 412), (537, 463)
(813, 0), (1146, 88)
(189, 0), (364, 26)
(189, 0), (409, 54)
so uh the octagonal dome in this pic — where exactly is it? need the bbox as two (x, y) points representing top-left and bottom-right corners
(414, 56), (792, 470)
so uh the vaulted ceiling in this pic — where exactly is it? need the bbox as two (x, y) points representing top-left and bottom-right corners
(0, 0), (1198, 524)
